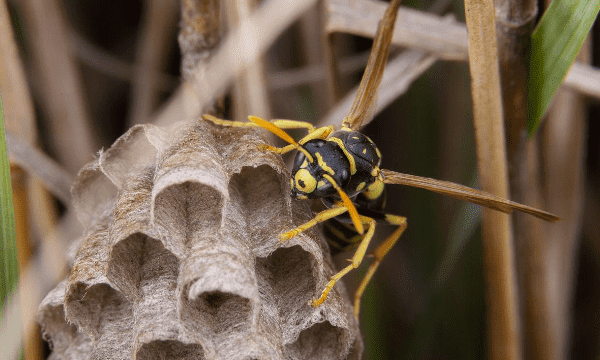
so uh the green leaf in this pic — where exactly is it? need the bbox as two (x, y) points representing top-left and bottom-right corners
(0, 97), (19, 312)
(527, 0), (600, 135)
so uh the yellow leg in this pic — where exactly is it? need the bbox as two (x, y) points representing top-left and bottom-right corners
(270, 119), (317, 132)
(311, 216), (377, 308)
(204, 114), (324, 133)
(203, 114), (261, 128)
(297, 125), (334, 144)
(280, 206), (348, 241)
(353, 214), (407, 322)
(204, 114), (333, 154)
(262, 143), (298, 155)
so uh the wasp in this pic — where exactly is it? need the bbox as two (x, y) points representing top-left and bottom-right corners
(203, 0), (559, 321)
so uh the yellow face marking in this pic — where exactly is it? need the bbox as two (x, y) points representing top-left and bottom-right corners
(352, 136), (359, 140)
(301, 159), (308, 169)
(327, 137), (357, 175)
(315, 152), (335, 175)
(317, 180), (327, 188)
(356, 182), (366, 192)
(371, 166), (380, 177)
(363, 179), (384, 200)
(295, 168), (317, 193)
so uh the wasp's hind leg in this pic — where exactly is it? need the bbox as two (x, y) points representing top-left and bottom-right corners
(310, 216), (377, 309)
(353, 213), (407, 322)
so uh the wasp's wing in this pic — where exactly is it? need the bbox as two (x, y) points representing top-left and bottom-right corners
(381, 169), (560, 222)
(341, 0), (401, 131)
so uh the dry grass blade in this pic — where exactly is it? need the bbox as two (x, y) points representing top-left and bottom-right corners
(326, 0), (598, 99)
(317, 49), (436, 129)
(382, 170), (559, 222)
(325, 0), (467, 60)
(155, 0), (317, 125)
(128, 0), (178, 126)
(463, 0), (521, 358)
(564, 62), (600, 98)
(5, 130), (74, 205)
(18, 0), (97, 173)
(227, 0), (272, 120)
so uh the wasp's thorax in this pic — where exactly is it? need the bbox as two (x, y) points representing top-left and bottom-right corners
(290, 139), (351, 199)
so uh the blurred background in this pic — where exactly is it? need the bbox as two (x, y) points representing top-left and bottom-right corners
(1, 0), (599, 359)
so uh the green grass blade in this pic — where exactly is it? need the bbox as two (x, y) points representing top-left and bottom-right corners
(527, 0), (600, 135)
(0, 96), (19, 312)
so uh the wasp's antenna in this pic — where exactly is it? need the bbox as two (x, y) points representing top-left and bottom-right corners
(322, 174), (364, 234)
(249, 116), (296, 144)
(248, 115), (315, 162)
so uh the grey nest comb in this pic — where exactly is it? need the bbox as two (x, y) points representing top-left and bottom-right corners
(36, 118), (362, 359)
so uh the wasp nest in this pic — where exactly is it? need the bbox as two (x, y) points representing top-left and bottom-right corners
(36, 119), (362, 359)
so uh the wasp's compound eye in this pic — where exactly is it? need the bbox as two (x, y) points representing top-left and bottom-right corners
(295, 168), (317, 194)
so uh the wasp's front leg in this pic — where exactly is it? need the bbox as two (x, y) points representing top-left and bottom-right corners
(279, 206), (348, 241)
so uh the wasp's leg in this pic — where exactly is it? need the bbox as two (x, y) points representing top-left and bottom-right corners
(297, 125), (334, 144)
(311, 216), (377, 308)
(249, 116), (332, 154)
(202, 114), (260, 127)
(279, 206), (348, 241)
(269, 119), (317, 132)
(353, 213), (407, 321)
(261, 123), (333, 153)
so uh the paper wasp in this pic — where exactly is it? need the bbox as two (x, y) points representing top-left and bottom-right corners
(203, 0), (559, 321)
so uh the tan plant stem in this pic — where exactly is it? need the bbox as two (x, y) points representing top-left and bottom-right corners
(17, 0), (97, 174)
(463, 0), (521, 358)
(179, 0), (221, 81)
(0, 1), (60, 358)
(494, 0), (555, 359)
(128, 0), (179, 126)
(539, 37), (590, 360)
(227, 0), (272, 120)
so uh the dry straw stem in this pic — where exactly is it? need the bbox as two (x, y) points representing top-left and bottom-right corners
(15, 0), (97, 174)
(298, 4), (337, 116)
(0, 0), (59, 358)
(155, 0), (318, 125)
(494, 0), (553, 358)
(323, 0), (600, 97)
(69, 31), (178, 93)
(463, 0), (521, 359)
(325, 0), (467, 61)
(538, 36), (590, 360)
(226, 0), (272, 120)
(5, 130), (73, 205)
(10, 166), (44, 360)
(37, 120), (362, 359)
(128, 0), (179, 126)
(317, 48), (437, 129)
(179, 0), (221, 82)
(496, 0), (588, 356)
(154, 0), (600, 127)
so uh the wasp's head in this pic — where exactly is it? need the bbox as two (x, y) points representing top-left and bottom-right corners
(290, 139), (351, 200)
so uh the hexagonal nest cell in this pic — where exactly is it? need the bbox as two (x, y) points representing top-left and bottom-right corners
(37, 119), (362, 359)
